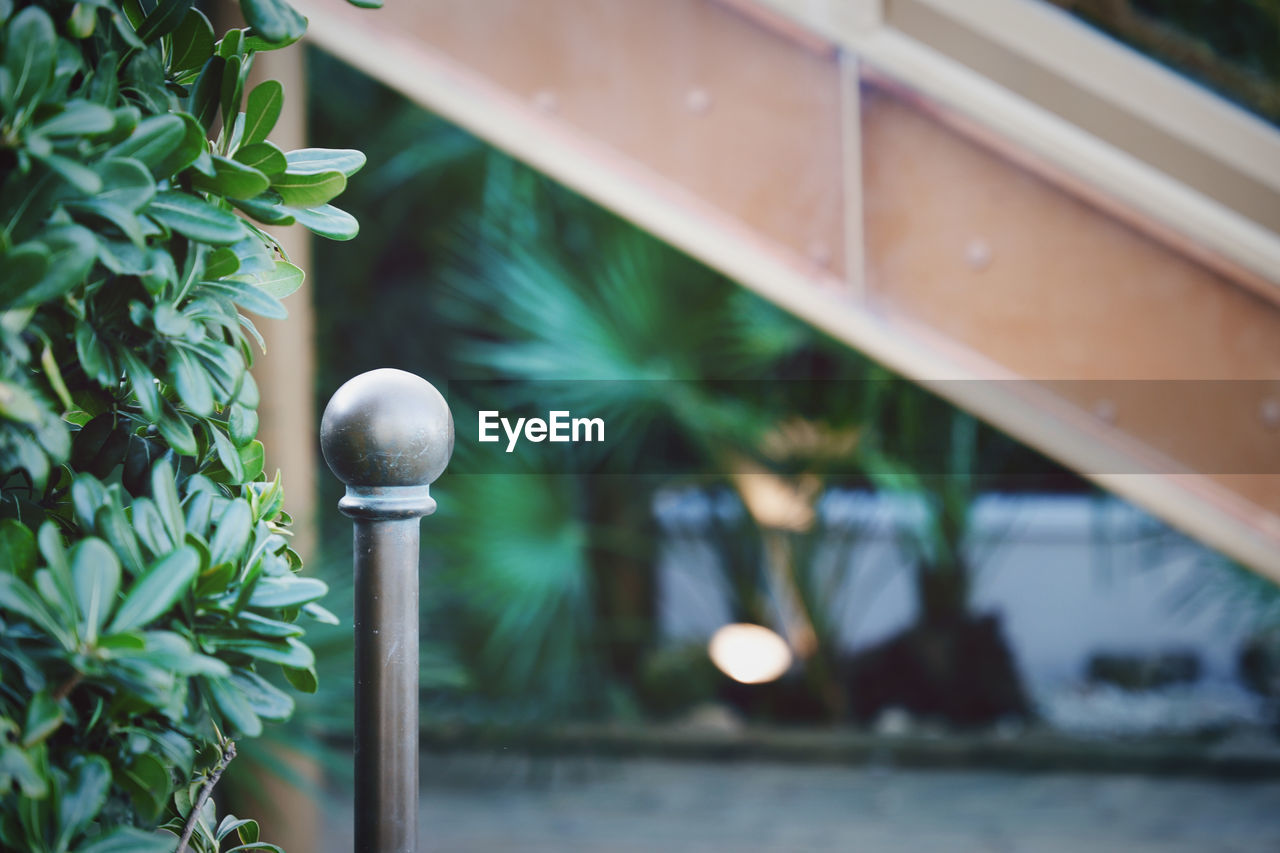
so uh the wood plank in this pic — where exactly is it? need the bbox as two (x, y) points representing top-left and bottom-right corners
(303, 0), (1280, 580)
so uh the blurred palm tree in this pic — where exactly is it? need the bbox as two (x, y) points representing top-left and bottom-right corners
(433, 149), (896, 718)
(308, 54), (1058, 723)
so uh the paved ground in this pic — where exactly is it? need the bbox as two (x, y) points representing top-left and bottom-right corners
(319, 752), (1280, 852)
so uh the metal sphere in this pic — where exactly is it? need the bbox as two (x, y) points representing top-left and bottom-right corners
(321, 369), (454, 488)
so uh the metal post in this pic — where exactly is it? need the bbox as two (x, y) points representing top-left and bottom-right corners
(320, 369), (453, 853)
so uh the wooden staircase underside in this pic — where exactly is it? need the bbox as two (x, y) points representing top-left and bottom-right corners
(303, 0), (1280, 579)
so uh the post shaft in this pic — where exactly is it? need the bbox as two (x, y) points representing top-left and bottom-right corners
(320, 368), (452, 853)
(352, 517), (421, 853)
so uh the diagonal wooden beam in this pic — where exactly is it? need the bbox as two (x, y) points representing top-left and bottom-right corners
(303, 0), (1280, 580)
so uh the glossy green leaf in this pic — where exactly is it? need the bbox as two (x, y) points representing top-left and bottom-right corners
(76, 828), (176, 853)
(151, 459), (185, 543)
(39, 343), (73, 411)
(241, 79), (283, 146)
(241, 26), (304, 53)
(287, 203), (358, 241)
(237, 370), (260, 408)
(169, 346), (214, 416)
(0, 380), (42, 424)
(205, 246), (241, 279)
(192, 338), (244, 397)
(203, 675), (261, 737)
(192, 154), (269, 200)
(153, 302), (191, 337)
(4, 6), (55, 112)
(169, 7), (215, 75)
(228, 403), (258, 446)
(238, 439), (264, 482)
(131, 497), (174, 557)
(251, 475), (285, 522)
(238, 259), (303, 299)
(240, 0), (306, 46)
(0, 244), (48, 307)
(248, 576), (327, 609)
(146, 190), (246, 245)
(6, 431), (50, 490)
(270, 169), (344, 208)
(195, 562), (235, 598)
(106, 114), (185, 171)
(230, 191), (295, 226)
(38, 521), (71, 582)
(208, 635), (313, 668)
(71, 473), (107, 530)
(217, 27), (244, 60)
(67, 2), (95, 37)
(34, 151), (103, 194)
(0, 574), (70, 646)
(219, 54), (243, 135)
(188, 54), (225, 131)
(234, 610), (303, 638)
(120, 751), (168, 820)
(94, 502), (145, 577)
(34, 566), (76, 627)
(302, 601), (339, 625)
(0, 519), (36, 580)
(234, 140), (286, 176)
(73, 322), (113, 385)
(74, 200), (149, 247)
(70, 538), (120, 643)
(210, 421), (245, 482)
(120, 349), (162, 420)
(92, 157), (156, 211)
(282, 665), (318, 694)
(108, 545), (199, 633)
(97, 632), (146, 653)
(153, 112), (207, 178)
(135, 0), (195, 43)
(156, 403), (198, 455)
(218, 817), (258, 844)
(107, 106), (142, 142)
(202, 277), (287, 319)
(283, 147), (365, 177)
(0, 743), (47, 798)
(126, 631), (229, 676)
(12, 224), (96, 307)
(209, 499), (251, 567)
(35, 100), (116, 136)
(21, 690), (62, 748)
(122, 435), (159, 497)
(57, 756), (112, 847)
(230, 669), (293, 720)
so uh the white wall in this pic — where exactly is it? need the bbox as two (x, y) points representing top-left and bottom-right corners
(656, 491), (1265, 691)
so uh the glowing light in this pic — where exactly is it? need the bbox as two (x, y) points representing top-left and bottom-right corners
(708, 623), (793, 684)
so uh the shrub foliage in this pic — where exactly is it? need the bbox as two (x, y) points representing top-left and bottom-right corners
(0, 0), (367, 849)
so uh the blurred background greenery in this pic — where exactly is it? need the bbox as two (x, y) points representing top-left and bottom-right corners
(220, 3), (1280, 848)
(286, 43), (1280, 757)
(1050, 0), (1280, 125)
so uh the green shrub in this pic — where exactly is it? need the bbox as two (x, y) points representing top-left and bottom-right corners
(0, 0), (369, 849)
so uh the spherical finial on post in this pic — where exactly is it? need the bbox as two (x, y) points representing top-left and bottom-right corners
(321, 368), (453, 519)
(325, 368), (450, 850)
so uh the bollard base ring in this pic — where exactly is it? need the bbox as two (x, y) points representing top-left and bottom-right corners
(339, 484), (437, 520)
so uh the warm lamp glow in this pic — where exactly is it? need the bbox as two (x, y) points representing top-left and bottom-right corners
(708, 623), (793, 684)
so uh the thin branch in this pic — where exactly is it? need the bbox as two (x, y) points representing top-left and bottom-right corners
(175, 740), (237, 853)
(51, 672), (82, 702)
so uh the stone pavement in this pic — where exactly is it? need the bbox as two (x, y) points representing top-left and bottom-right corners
(319, 753), (1280, 852)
